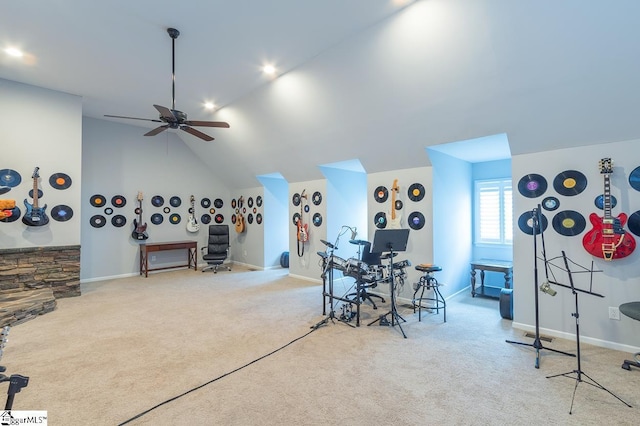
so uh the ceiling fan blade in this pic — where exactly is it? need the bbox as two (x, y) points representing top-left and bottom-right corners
(144, 125), (170, 137)
(104, 114), (162, 123)
(180, 125), (214, 141)
(153, 104), (176, 121)
(183, 120), (230, 128)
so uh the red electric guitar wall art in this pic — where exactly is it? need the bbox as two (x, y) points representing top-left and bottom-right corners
(582, 158), (636, 260)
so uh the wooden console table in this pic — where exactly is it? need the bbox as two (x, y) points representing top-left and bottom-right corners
(139, 240), (198, 277)
(470, 260), (513, 298)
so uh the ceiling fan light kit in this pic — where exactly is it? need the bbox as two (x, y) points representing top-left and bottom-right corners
(104, 28), (229, 141)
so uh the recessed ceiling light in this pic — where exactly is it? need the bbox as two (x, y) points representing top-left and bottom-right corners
(204, 102), (215, 110)
(4, 47), (24, 58)
(262, 64), (276, 75)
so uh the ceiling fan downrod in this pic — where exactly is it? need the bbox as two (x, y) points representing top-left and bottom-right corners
(167, 28), (180, 111)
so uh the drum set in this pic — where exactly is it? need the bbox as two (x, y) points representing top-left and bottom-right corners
(315, 238), (410, 328)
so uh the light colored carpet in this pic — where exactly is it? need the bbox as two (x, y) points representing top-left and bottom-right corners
(4, 266), (639, 425)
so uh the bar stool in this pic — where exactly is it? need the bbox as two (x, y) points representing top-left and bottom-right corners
(412, 264), (446, 322)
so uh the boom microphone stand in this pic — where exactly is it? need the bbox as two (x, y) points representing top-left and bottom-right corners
(506, 206), (574, 368)
(546, 251), (631, 414)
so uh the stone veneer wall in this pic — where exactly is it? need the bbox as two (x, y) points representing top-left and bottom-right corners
(0, 245), (81, 298)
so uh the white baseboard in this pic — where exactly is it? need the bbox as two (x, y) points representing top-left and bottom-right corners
(511, 322), (640, 354)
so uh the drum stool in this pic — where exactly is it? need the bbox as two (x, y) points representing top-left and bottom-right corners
(620, 302), (640, 371)
(412, 264), (446, 322)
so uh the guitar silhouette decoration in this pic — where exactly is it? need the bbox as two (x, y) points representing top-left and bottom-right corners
(186, 195), (200, 233)
(582, 158), (636, 260)
(131, 192), (149, 240)
(22, 167), (49, 226)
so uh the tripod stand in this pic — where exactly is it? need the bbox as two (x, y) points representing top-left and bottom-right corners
(367, 229), (410, 338)
(506, 206), (574, 368)
(312, 227), (359, 330)
(546, 251), (631, 414)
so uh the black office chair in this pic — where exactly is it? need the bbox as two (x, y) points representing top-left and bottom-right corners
(201, 225), (231, 273)
(347, 241), (386, 309)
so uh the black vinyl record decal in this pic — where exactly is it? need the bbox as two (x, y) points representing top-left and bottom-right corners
(256, 213), (263, 225)
(214, 198), (224, 208)
(111, 195), (126, 208)
(0, 169), (21, 187)
(517, 211), (548, 235)
(231, 199), (237, 209)
(104, 207), (113, 215)
(201, 198), (211, 208)
(49, 172), (72, 189)
(407, 183), (425, 202)
(594, 194), (617, 210)
(247, 213), (253, 224)
(169, 213), (181, 224)
(247, 197), (254, 208)
(51, 205), (73, 222)
(553, 170), (587, 196)
(0, 206), (21, 223)
(629, 166), (640, 191)
(90, 215), (106, 228)
(292, 193), (301, 206)
(151, 195), (165, 207)
(312, 212), (322, 227)
(201, 214), (211, 224)
(312, 191), (322, 205)
(111, 214), (126, 227)
(627, 211), (640, 237)
(552, 210), (586, 236)
(90, 194), (106, 207)
(542, 196), (560, 211)
(408, 211), (425, 230)
(231, 214), (236, 224)
(28, 189), (43, 199)
(256, 196), (263, 207)
(292, 213), (300, 226)
(163, 206), (171, 214)
(374, 186), (388, 203)
(374, 212), (387, 229)
(215, 214), (224, 224)
(169, 196), (181, 207)
(150, 213), (163, 225)
(517, 174), (547, 198)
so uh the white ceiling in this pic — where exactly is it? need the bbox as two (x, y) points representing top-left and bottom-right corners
(3, 0), (640, 188)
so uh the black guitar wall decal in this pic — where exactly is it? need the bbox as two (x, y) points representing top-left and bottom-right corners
(22, 167), (49, 226)
(132, 192), (149, 240)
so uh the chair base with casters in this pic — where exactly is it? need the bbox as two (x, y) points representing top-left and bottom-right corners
(412, 264), (446, 322)
(201, 224), (231, 274)
(620, 302), (640, 371)
(347, 269), (386, 310)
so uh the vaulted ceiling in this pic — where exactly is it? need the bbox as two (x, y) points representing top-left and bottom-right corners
(3, 0), (640, 188)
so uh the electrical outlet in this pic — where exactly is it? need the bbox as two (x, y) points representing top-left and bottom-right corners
(609, 307), (620, 320)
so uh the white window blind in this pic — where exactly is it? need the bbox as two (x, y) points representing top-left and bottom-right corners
(475, 179), (513, 245)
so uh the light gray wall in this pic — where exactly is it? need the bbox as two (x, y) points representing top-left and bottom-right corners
(229, 187), (265, 268)
(0, 79), (82, 249)
(81, 117), (230, 280)
(258, 175), (289, 269)
(512, 139), (640, 350)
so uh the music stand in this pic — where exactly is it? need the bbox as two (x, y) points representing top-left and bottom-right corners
(368, 229), (410, 338)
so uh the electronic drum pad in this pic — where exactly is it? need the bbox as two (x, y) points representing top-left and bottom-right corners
(517, 174), (547, 198)
(553, 170), (587, 196)
(517, 211), (548, 235)
(51, 205), (73, 222)
(552, 210), (586, 236)
(49, 172), (72, 189)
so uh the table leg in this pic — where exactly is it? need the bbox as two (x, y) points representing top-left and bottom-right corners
(471, 268), (477, 297)
(504, 270), (512, 289)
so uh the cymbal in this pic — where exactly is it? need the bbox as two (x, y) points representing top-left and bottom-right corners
(349, 239), (368, 245)
(320, 239), (335, 249)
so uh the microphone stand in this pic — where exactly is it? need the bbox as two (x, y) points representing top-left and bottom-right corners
(546, 251), (631, 414)
(506, 206), (574, 368)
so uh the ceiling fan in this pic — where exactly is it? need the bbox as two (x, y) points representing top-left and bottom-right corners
(105, 28), (229, 141)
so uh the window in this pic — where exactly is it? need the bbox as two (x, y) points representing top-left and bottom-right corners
(474, 178), (512, 245)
